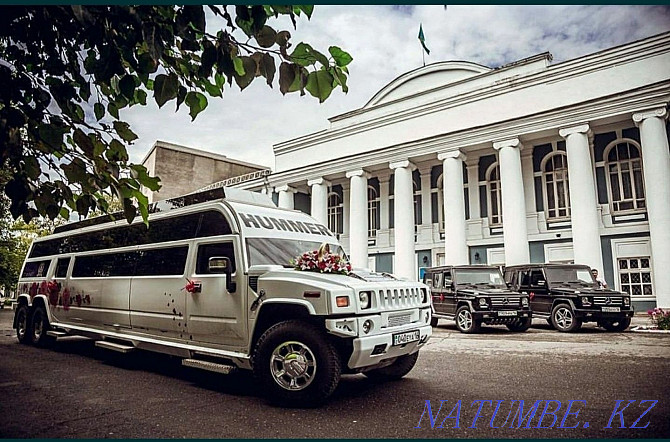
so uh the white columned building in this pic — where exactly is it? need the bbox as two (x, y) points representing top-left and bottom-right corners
(276, 185), (295, 210)
(560, 123), (605, 273)
(346, 169), (369, 269)
(438, 151), (469, 265)
(633, 108), (670, 308)
(493, 138), (530, 265)
(231, 32), (670, 309)
(390, 160), (416, 279)
(308, 178), (329, 226)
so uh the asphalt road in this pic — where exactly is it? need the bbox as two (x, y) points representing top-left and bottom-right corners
(0, 308), (668, 438)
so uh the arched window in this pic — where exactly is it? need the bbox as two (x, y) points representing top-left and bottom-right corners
(542, 152), (570, 220)
(327, 191), (343, 237)
(368, 185), (379, 238)
(487, 163), (502, 226)
(605, 140), (646, 213)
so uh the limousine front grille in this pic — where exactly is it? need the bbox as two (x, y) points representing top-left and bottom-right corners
(490, 297), (521, 307)
(377, 288), (422, 310)
(387, 313), (412, 328)
(593, 296), (623, 306)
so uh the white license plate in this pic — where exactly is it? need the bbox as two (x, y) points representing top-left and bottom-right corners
(602, 306), (620, 312)
(392, 330), (420, 346)
(498, 311), (517, 316)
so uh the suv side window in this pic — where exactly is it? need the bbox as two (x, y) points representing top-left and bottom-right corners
(520, 270), (531, 288)
(432, 273), (442, 290)
(443, 270), (452, 289)
(530, 270), (546, 288)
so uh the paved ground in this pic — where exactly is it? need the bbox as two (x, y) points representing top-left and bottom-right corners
(0, 308), (668, 438)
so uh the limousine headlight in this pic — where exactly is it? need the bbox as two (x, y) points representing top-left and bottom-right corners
(359, 291), (371, 309)
(580, 296), (591, 306)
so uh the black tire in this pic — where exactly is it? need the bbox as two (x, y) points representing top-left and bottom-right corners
(15, 304), (31, 345)
(546, 318), (554, 328)
(252, 320), (341, 407)
(551, 303), (582, 332)
(430, 316), (439, 327)
(600, 317), (631, 332)
(506, 317), (532, 332)
(455, 305), (480, 333)
(28, 304), (52, 347)
(363, 351), (419, 381)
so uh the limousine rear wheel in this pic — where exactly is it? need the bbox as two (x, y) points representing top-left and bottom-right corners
(253, 320), (341, 407)
(551, 303), (582, 332)
(15, 304), (31, 345)
(29, 305), (52, 347)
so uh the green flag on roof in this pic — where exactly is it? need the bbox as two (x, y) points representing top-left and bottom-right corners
(418, 24), (430, 55)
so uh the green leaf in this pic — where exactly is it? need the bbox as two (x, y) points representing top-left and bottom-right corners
(294, 5), (314, 18)
(153, 73), (179, 108)
(23, 156), (41, 180)
(134, 88), (147, 106)
(122, 198), (137, 224)
(38, 123), (65, 149)
(203, 80), (222, 98)
(305, 70), (334, 103)
(233, 56), (257, 90)
(333, 66), (349, 93)
(232, 57), (245, 76)
(107, 139), (129, 162)
(59, 207), (70, 219)
(94, 102), (105, 121)
(138, 52), (158, 75)
(129, 164), (161, 191)
(113, 121), (138, 143)
(275, 30), (291, 48)
(279, 62), (295, 95)
(328, 46), (353, 67)
(119, 74), (136, 99)
(185, 91), (208, 121)
(214, 72), (226, 89)
(259, 53), (276, 87)
(73, 128), (95, 158)
(290, 42), (328, 67)
(255, 25), (277, 48)
(107, 102), (119, 119)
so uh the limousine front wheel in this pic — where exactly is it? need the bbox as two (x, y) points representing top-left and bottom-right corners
(15, 304), (31, 345)
(253, 320), (341, 407)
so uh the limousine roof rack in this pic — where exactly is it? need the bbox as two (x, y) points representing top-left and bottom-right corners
(53, 186), (274, 234)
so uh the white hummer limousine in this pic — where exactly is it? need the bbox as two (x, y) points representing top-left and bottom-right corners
(14, 187), (432, 406)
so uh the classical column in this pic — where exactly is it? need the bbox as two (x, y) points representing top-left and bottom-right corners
(308, 178), (330, 225)
(438, 151), (469, 265)
(379, 176), (390, 230)
(559, 124), (603, 272)
(346, 169), (368, 269)
(465, 158), (480, 219)
(493, 138), (530, 265)
(633, 108), (670, 308)
(342, 185), (350, 236)
(419, 167), (431, 228)
(390, 160), (416, 279)
(276, 185), (295, 210)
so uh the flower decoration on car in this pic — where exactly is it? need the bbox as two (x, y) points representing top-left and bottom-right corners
(291, 243), (352, 275)
(182, 278), (199, 294)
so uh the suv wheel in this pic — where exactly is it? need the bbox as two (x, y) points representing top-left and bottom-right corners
(551, 303), (582, 332)
(506, 317), (531, 332)
(363, 351), (419, 381)
(600, 317), (631, 332)
(455, 305), (480, 333)
(15, 304), (31, 345)
(252, 320), (341, 407)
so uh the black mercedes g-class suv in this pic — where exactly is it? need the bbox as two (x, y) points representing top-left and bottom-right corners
(423, 265), (532, 333)
(504, 264), (634, 332)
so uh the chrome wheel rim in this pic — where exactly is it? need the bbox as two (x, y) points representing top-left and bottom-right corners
(32, 310), (43, 340)
(457, 309), (473, 331)
(17, 309), (27, 339)
(270, 341), (316, 391)
(555, 307), (573, 330)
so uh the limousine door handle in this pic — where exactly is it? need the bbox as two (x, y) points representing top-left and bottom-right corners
(192, 282), (202, 293)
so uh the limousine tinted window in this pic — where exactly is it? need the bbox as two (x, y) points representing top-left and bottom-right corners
(30, 210), (231, 258)
(55, 257), (71, 278)
(135, 247), (189, 276)
(21, 260), (51, 278)
(72, 252), (139, 277)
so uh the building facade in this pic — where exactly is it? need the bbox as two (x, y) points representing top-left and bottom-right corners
(140, 140), (268, 202)
(236, 32), (670, 310)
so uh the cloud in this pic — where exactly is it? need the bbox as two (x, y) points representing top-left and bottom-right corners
(122, 5), (670, 171)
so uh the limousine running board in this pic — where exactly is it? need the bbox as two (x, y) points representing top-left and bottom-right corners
(182, 358), (236, 374)
(46, 330), (68, 338)
(95, 340), (135, 353)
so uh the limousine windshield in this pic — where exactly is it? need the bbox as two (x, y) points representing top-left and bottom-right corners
(246, 238), (346, 267)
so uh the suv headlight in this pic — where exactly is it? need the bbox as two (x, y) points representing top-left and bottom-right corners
(477, 297), (489, 309)
(521, 297), (529, 307)
(359, 291), (371, 309)
(580, 296), (591, 306)
(421, 288), (428, 303)
(623, 297), (630, 307)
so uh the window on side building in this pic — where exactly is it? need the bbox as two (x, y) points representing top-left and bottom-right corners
(605, 140), (646, 214)
(542, 152), (571, 220)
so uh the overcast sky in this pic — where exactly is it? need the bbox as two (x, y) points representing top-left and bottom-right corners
(122, 5), (670, 170)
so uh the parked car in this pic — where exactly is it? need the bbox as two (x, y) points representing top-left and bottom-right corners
(504, 264), (633, 332)
(423, 265), (532, 333)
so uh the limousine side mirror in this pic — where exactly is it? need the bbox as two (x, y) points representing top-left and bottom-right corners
(208, 257), (237, 293)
